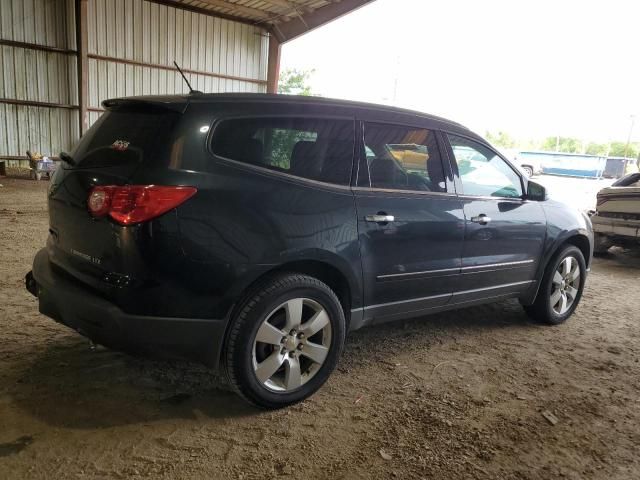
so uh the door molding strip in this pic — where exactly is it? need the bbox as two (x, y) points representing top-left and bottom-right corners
(460, 259), (534, 272)
(377, 259), (534, 280)
(377, 266), (459, 280)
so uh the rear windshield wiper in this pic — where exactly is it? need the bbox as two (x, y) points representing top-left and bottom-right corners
(59, 151), (76, 166)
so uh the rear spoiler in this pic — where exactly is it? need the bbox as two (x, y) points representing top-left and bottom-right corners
(102, 97), (189, 114)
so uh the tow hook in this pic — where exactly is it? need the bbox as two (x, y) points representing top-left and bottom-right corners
(25, 271), (38, 297)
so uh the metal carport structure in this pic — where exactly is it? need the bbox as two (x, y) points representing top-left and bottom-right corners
(0, 0), (374, 170)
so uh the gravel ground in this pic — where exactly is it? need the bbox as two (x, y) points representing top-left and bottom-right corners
(1, 177), (639, 480)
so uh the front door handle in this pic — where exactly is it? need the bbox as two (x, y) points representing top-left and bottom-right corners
(365, 213), (395, 223)
(471, 214), (491, 225)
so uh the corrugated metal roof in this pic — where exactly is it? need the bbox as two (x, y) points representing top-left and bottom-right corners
(158, 0), (336, 25)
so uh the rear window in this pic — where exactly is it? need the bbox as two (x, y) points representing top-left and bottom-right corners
(71, 109), (181, 168)
(210, 117), (354, 185)
(358, 122), (446, 192)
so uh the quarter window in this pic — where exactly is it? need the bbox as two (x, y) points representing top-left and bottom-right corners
(359, 123), (446, 192)
(211, 118), (354, 185)
(447, 134), (523, 198)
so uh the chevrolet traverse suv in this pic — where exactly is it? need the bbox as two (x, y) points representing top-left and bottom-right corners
(27, 94), (593, 408)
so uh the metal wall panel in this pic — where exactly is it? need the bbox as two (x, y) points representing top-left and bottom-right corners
(0, 0), (268, 159)
(87, 0), (269, 118)
(0, 103), (79, 164)
(0, 46), (78, 104)
(0, 0), (77, 159)
(0, 0), (76, 49)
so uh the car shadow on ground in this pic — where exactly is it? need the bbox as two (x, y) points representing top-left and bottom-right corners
(8, 342), (259, 429)
(8, 299), (536, 429)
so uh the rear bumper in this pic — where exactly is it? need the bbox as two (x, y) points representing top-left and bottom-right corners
(592, 215), (640, 240)
(28, 248), (227, 367)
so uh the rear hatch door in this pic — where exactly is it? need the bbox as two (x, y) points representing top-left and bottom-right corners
(47, 99), (187, 292)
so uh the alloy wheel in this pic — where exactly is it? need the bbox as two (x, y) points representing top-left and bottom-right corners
(550, 256), (580, 315)
(252, 298), (332, 392)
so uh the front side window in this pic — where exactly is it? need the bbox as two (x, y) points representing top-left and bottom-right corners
(447, 134), (523, 198)
(358, 123), (446, 192)
(211, 117), (354, 185)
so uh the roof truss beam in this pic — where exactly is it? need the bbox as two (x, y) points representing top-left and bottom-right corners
(271, 0), (375, 43)
(197, 0), (274, 20)
(147, 0), (262, 27)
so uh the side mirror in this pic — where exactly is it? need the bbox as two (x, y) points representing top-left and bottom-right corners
(526, 180), (547, 201)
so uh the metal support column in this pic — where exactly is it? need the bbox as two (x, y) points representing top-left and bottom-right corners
(76, 0), (89, 135)
(266, 34), (281, 94)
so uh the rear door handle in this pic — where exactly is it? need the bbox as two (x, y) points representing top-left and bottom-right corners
(471, 214), (491, 225)
(365, 214), (395, 223)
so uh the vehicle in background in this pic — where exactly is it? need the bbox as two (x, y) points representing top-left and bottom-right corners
(612, 172), (640, 187)
(515, 155), (543, 177)
(494, 149), (542, 177)
(499, 151), (637, 180)
(520, 151), (606, 178)
(591, 172), (640, 253)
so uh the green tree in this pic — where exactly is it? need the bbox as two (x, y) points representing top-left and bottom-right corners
(485, 131), (516, 148)
(278, 69), (315, 96)
(540, 136), (582, 153)
(585, 142), (608, 156)
(608, 141), (639, 159)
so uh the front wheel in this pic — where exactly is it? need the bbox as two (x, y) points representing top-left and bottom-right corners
(223, 274), (346, 409)
(523, 245), (586, 324)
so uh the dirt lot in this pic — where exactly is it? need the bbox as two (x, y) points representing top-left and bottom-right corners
(1, 177), (639, 480)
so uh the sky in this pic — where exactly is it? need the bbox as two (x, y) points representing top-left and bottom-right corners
(281, 0), (640, 144)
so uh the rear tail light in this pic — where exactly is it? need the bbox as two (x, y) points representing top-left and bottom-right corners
(88, 185), (197, 225)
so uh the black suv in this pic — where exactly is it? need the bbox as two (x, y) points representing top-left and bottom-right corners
(27, 94), (593, 408)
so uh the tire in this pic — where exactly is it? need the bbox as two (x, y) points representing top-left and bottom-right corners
(522, 166), (534, 177)
(523, 245), (586, 325)
(223, 273), (346, 409)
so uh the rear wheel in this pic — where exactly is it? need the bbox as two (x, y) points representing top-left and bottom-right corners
(224, 274), (345, 409)
(523, 245), (586, 324)
(522, 165), (534, 177)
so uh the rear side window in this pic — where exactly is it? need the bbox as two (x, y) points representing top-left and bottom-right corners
(211, 117), (355, 185)
(358, 122), (446, 192)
